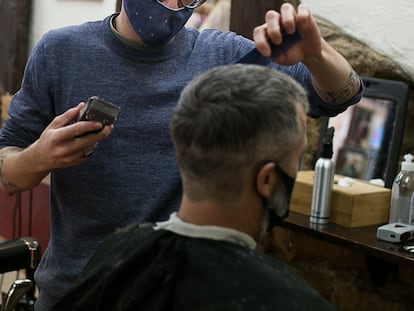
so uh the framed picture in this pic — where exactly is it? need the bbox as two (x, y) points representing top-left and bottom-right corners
(318, 77), (409, 187)
(336, 146), (368, 179)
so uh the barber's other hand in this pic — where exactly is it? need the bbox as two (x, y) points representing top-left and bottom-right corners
(253, 3), (323, 66)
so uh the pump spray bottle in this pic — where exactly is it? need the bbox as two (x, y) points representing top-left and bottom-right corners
(389, 153), (414, 224)
(310, 127), (335, 224)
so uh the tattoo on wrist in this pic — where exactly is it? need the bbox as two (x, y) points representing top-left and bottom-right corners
(0, 147), (22, 193)
(314, 70), (361, 105)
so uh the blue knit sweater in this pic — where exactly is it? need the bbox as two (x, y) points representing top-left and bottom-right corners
(0, 14), (361, 310)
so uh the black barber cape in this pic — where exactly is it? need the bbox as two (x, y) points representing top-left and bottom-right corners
(51, 223), (337, 311)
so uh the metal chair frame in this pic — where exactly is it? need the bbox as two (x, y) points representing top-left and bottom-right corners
(0, 238), (41, 311)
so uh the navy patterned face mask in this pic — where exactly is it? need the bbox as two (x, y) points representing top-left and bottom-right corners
(122, 0), (193, 47)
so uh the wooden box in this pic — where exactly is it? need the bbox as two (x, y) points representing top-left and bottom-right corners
(290, 170), (391, 228)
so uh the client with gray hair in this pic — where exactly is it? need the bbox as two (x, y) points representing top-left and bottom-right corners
(51, 64), (337, 311)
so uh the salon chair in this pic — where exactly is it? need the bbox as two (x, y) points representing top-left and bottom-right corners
(0, 237), (41, 311)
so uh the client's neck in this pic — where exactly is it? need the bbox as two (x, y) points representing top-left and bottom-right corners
(177, 193), (264, 241)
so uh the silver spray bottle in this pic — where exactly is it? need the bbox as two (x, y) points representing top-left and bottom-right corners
(310, 127), (335, 224)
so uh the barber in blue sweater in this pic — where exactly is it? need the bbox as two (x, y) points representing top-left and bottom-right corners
(0, 0), (362, 310)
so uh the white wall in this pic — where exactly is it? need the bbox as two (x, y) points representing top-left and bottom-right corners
(302, 0), (414, 80)
(30, 0), (118, 49)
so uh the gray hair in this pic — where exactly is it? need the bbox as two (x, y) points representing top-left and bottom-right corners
(171, 64), (309, 201)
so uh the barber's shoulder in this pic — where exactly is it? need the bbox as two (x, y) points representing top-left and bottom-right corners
(38, 19), (103, 50)
(194, 29), (254, 61)
(197, 28), (247, 45)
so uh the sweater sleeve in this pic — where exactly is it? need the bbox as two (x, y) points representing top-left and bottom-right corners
(275, 62), (364, 118)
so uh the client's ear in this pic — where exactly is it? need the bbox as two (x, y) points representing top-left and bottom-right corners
(256, 162), (277, 198)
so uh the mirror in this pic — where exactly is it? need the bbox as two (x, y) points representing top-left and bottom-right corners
(317, 77), (409, 188)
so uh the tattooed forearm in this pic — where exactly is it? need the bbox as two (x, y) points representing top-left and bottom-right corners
(313, 70), (361, 105)
(0, 147), (23, 193)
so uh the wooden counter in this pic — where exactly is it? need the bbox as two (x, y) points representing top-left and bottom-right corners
(279, 211), (414, 266)
(270, 212), (414, 310)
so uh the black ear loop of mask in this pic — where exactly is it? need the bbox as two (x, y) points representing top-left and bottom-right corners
(260, 162), (296, 229)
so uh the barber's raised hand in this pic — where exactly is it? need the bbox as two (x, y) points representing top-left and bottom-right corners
(30, 103), (113, 171)
(253, 3), (323, 66)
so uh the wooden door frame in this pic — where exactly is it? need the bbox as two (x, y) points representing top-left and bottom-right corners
(230, 0), (299, 39)
(0, 0), (32, 95)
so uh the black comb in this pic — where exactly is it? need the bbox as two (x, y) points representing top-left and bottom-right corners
(237, 30), (303, 65)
